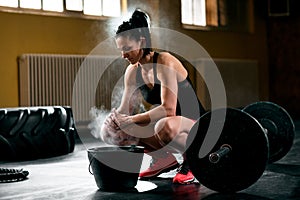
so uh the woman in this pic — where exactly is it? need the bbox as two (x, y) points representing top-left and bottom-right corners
(101, 9), (205, 184)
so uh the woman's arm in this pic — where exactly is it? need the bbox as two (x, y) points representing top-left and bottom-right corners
(117, 64), (141, 115)
(114, 53), (185, 128)
(100, 64), (141, 145)
(131, 53), (182, 123)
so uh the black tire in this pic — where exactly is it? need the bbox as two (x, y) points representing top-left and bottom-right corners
(0, 106), (77, 161)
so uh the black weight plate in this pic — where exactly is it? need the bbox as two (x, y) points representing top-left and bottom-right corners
(243, 101), (295, 163)
(186, 108), (269, 193)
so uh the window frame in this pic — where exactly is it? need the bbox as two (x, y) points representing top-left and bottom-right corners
(0, 0), (126, 20)
(181, 0), (254, 33)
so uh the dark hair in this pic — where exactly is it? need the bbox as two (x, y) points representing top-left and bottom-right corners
(116, 9), (152, 57)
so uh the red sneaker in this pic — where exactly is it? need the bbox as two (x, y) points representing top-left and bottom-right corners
(173, 161), (195, 184)
(139, 152), (179, 179)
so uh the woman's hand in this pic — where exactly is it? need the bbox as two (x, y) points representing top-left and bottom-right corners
(100, 108), (138, 146)
(110, 108), (134, 130)
(103, 109), (118, 130)
(100, 123), (139, 146)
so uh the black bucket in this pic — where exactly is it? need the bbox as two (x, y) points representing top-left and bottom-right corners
(87, 145), (144, 191)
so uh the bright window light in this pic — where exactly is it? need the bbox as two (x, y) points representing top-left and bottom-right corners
(0, 0), (18, 8)
(1, 0), (123, 17)
(83, 0), (102, 16)
(43, 0), (63, 12)
(181, 0), (206, 26)
(181, 0), (193, 25)
(194, 0), (206, 26)
(20, 0), (41, 9)
(102, 0), (120, 17)
(66, 0), (83, 11)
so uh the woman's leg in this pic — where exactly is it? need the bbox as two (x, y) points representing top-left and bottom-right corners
(152, 116), (197, 184)
(137, 128), (180, 179)
(153, 116), (196, 153)
(137, 116), (196, 181)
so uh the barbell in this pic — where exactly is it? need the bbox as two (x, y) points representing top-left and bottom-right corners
(186, 101), (295, 193)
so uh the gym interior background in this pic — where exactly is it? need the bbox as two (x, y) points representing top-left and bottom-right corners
(0, 0), (300, 199)
(0, 0), (299, 119)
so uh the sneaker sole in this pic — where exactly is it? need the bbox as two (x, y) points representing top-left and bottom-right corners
(173, 177), (195, 185)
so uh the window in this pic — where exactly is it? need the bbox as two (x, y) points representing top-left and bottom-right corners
(181, 0), (206, 26)
(83, 0), (121, 17)
(181, 0), (227, 27)
(181, 0), (253, 32)
(66, 0), (83, 12)
(20, 0), (41, 9)
(0, 0), (18, 8)
(0, 0), (123, 17)
(43, 0), (63, 12)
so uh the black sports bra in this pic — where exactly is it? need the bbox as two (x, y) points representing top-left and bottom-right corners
(136, 52), (205, 119)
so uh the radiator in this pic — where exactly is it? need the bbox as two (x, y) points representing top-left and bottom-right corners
(18, 54), (127, 122)
(18, 54), (259, 121)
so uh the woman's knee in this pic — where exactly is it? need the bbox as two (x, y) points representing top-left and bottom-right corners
(154, 118), (179, 144)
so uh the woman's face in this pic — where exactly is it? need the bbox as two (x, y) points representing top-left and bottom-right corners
(115, 35), (144, 64)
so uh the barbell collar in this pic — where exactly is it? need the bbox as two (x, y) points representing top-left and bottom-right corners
(209, 144), (232, 164)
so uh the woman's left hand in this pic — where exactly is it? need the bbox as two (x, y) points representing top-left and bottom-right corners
(110, 108), (134, 130)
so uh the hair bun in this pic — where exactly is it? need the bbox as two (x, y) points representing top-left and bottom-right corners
(129, 9), (150, 29)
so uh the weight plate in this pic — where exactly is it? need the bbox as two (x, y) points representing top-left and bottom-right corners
(243, 101), (295, 163)
(186, 108), (269, 193)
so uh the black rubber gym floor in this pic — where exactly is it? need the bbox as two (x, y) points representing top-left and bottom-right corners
(0, 120), (299, 200)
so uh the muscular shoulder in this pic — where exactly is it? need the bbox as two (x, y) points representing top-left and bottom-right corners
(156, 52), (187, 80)
(157, 52), (184, 69)
(124, 64), (138, 83)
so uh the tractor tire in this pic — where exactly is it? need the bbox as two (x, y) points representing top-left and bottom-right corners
(0, 106), (77, 161)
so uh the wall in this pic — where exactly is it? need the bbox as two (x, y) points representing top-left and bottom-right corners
(267, 0), (300, 118)
(0, 0), (269, 109)
(0, 11), (108, 107)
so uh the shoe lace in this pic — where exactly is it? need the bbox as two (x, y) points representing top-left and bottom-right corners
(149, 157), (159, 168)
(177, 161), (190, 175)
